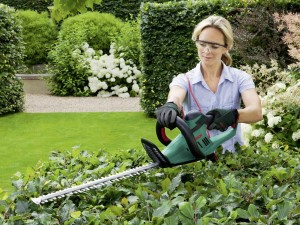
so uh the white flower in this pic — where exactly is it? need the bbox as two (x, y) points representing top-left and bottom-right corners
(126, 77), (133, 83)
(267, 91), (275, 97)
(85, 48), (95, 57)
(272, 142), (280, 149)
(118, 93), (130, 98)
(267, 112), (274, 119)
(82, 42), (89, 51)
(256, 141), (263, 147)
(251, 129), (263, 137)
(132, 83), (139, 92)
(275, 82), (286, 91)
(292, 129), (300, 141)
(264, 133), (273, 143)
(267, 116), (282, 128)
(97, 90), (112, 98)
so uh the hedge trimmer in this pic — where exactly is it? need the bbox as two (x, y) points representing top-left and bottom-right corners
(31, 111), (236, 205)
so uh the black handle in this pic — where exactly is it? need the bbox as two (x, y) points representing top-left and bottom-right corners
(156, 115), (207, 159)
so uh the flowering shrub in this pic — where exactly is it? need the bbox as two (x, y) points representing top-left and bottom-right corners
(273, 12), (300, 68)
(73, 42), (141, 98)
(243, 78), (300, 150)
(239, 59), (293, 96)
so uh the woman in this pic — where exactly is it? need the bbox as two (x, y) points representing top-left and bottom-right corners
(156, 15), (262, 153)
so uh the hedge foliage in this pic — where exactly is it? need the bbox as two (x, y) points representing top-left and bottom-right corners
(0, 0), (51, 13)
(0, 4), (24, 115)
(15, 10), (58, 66)
(1, 144), (300, 223)
(139, 0), (300, 116)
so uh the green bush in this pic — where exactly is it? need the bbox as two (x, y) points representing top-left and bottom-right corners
(48, 12), (124, 96)
(15, 10), (58, 66)
(59, 12), (123, 54)
(0, 4), (24, 115)
(47, 33), (91, 96)
(113, 19), (141, 68)
(94, 0), (173, 21)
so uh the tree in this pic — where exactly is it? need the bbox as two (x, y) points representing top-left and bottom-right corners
(50, 0), (102, 22)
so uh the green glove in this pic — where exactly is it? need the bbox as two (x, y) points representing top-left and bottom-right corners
(206, 108), (239, 131)
(156, 102), (179, 130)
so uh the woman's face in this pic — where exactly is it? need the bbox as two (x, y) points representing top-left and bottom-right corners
(196, 27), (228, 65)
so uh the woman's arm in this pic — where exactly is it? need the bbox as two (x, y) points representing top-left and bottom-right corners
(166, 85), (187, 112)
(238, 88), (263, 123)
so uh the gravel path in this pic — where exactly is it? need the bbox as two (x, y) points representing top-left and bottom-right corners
(25, 94), (142, 113)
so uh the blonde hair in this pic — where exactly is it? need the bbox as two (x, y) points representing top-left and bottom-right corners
(192, 15), (233, 66)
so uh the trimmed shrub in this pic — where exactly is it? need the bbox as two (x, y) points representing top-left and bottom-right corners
(0, 4), (24, 115)
(48, 12), (124, 96)
(59, 12), (123, 54)
(15, 10), (58, 66)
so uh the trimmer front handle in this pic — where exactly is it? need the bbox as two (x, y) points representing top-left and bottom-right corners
(156, 113), (214, 159)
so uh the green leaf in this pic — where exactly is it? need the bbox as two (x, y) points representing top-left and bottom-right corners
(71, 211), (81, 219)
(248, 204), (260, 218)
(195, 196), (207, 210)
(237, 208), (250, 219)
(109, 205), (123, 216)
(179, 201), (194, 224)
(161, 177), (171, 192)
(169, 174), (182, 193)
(268, 186), (273, 198)
(153, 200), (172, 217)
(277, 201), (292, 220)
(15, 201), (29, 214)
(164, 214), (179, 225)
(218, 179), (228, 196)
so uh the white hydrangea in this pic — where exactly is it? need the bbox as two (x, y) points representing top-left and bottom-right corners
(132, 83), (139, 92)
(272, 142), (280, 149)
(82, 42), (89, 51)
(85, 48), (95, 58)
(275, 82), (286, 91)
(292, 129), (300, 141)
(264, 133), (273, 143)
(118, 93), (130, 98)
(267, 116), (282, 128)
(81, 42), (141, 97)
(251, 128), (264, 137)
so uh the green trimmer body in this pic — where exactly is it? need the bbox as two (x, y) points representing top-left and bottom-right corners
(142, 110), (237, 168)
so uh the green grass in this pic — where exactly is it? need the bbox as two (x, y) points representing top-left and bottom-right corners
(0, 112), (179, 192)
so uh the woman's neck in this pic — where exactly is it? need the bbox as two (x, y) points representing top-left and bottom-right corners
(200, 62), (223, 79)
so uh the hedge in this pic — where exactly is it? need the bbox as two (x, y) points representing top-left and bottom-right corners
(0, 4), (24, 115)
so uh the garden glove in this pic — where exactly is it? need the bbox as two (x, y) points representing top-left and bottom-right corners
(156, 102), (179, 130)
(206, 108), (239, 132)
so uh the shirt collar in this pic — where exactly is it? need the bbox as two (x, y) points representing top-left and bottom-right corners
(189, 61), (234, 84)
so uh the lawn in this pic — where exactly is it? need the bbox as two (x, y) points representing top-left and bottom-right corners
(0, 112), (175, 192)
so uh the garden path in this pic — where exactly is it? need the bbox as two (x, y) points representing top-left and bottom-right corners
(24, 94), (142, 113)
